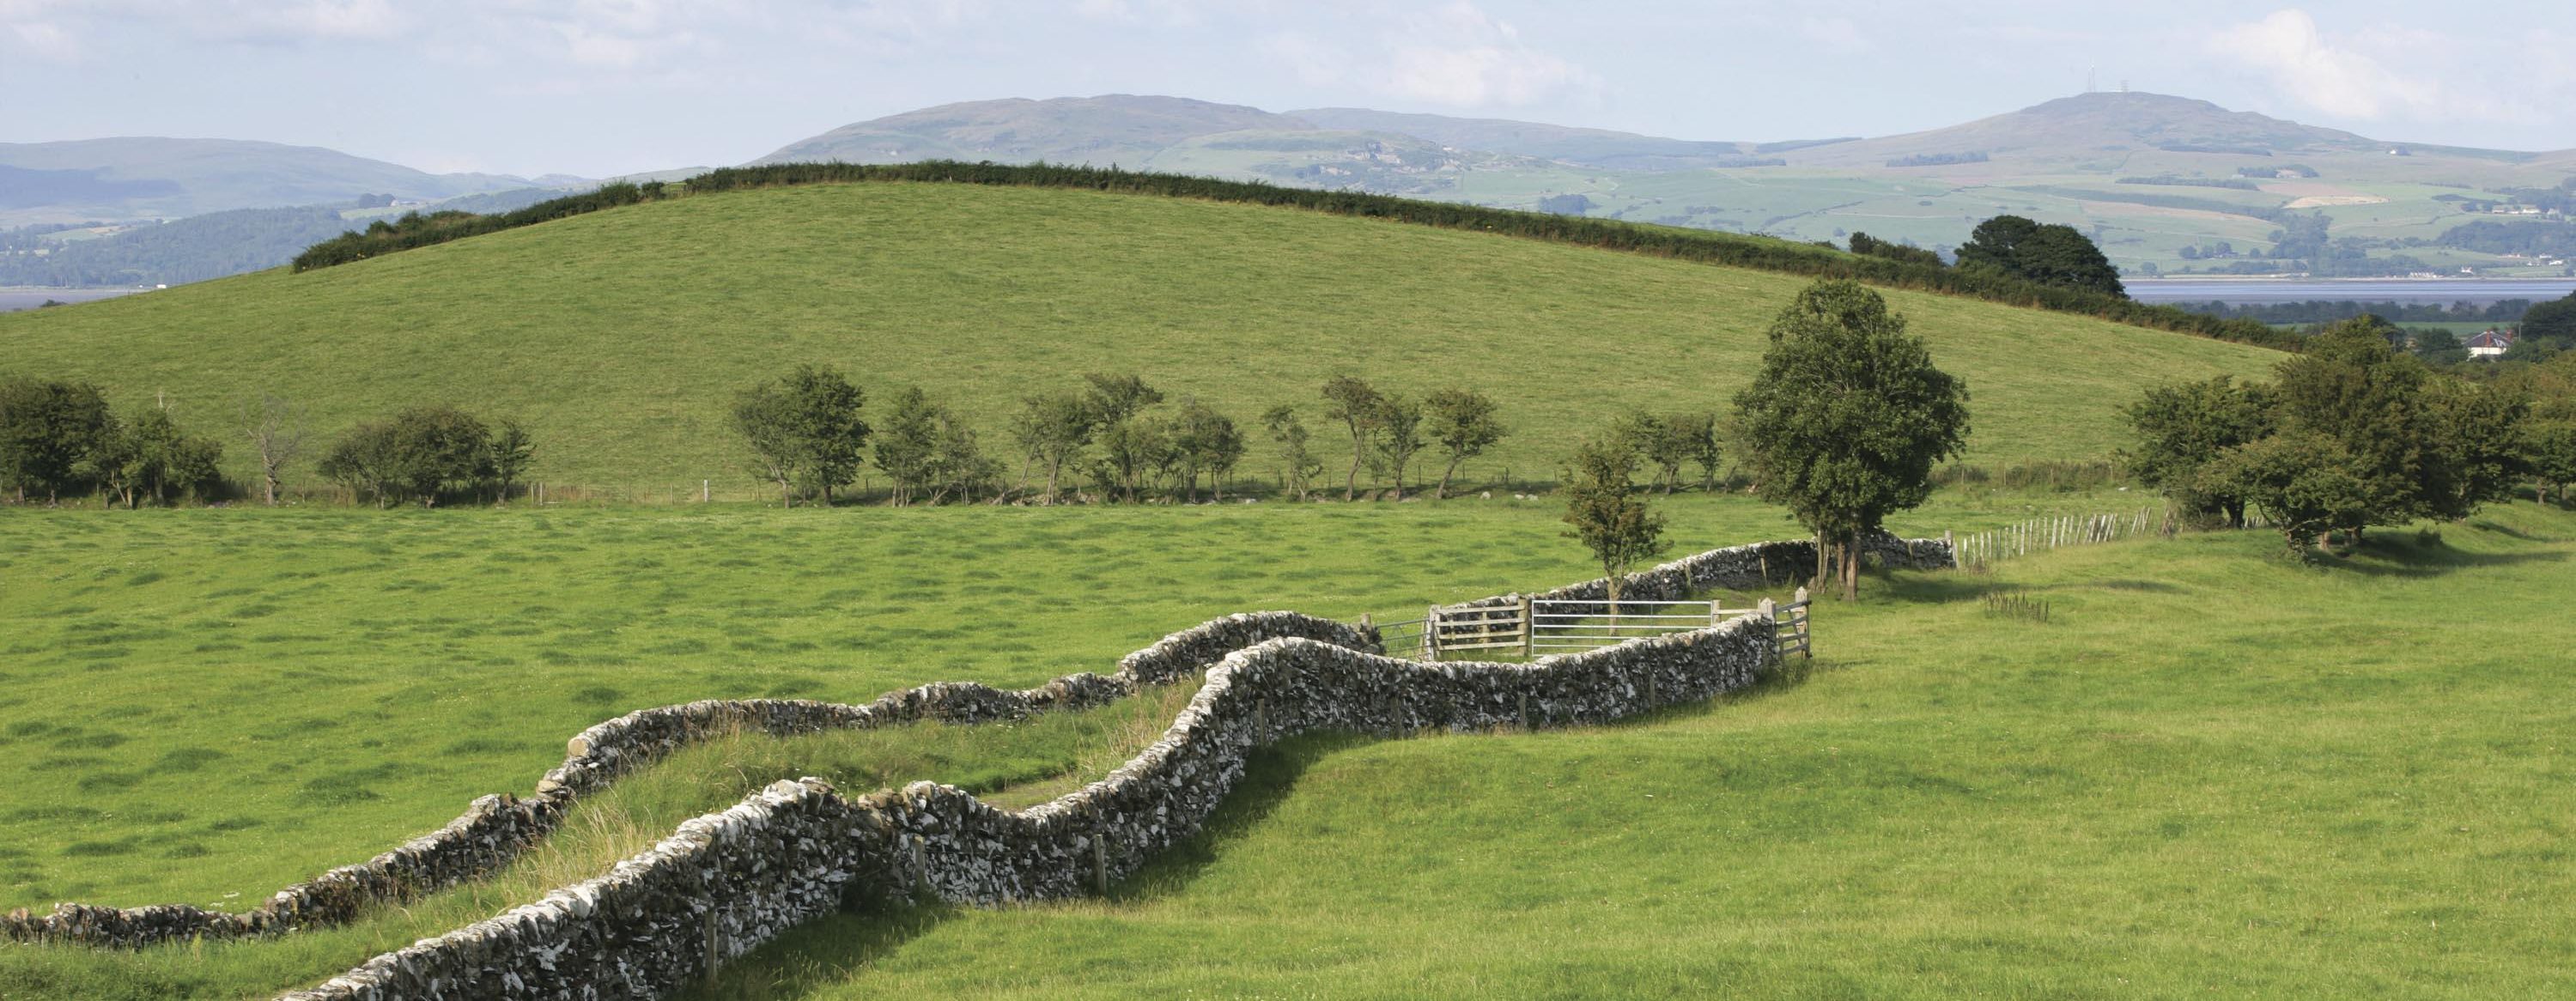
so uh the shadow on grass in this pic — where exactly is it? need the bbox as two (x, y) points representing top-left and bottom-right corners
(2333, 531), (2568, 579)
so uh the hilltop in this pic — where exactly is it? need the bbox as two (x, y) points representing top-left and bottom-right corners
(755, 95), (1310, 167)
(1775, 91), (2381, 168)
(759, 92), (2576, 279)
(0, 179), (2275, 489)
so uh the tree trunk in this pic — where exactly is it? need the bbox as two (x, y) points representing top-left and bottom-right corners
(1814, 533), (1831, 592)
(1437, 456), (1461, 500)
(1043, 458), (1061, 505)
(779, 477), (792, 509)
(1346, 448), (1363, 501)
(1842, 545), (1860, 603)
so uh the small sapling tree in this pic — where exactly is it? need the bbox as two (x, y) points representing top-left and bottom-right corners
(87, 407), (223, 507)
(243, 395), (307, 506)
(1733, 280), (1970, 600)
(485, 419), (533, 505)
(875, 385), (941, 507)
(1423, 388), (1504, 499)
(1170, 397), (1245, 502)
(1370, 393), (1425, 499)
(1561, 434), (1668, 616)
(1262, 404), (1324, 501)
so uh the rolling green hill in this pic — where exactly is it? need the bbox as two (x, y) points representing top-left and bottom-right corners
(0, 179), (2277, 492)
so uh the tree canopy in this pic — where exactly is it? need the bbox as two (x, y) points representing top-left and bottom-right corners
(1733, 280), (1970, 599)
(1955, 215), (2126, 298)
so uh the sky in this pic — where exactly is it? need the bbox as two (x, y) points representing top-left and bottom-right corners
(3, 0), (2572, 179)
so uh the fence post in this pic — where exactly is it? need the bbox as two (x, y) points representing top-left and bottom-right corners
(1519, 595), (1534, 658)
(1793, 586), (1812, 658)
(702, 479), (710, 503)
(1423, 605), (1439, 661)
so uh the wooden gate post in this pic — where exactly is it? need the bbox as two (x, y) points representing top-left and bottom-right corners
(1424, 605), (1440, 661)
(1793, 586), (1812, 658)
(1519, 595), (1534, 658)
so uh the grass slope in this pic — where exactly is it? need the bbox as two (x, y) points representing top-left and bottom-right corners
(0, 181), (2275, 489)
(687, 503), (2576, 1000)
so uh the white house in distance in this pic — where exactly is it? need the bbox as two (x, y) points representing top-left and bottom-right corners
(2466, 328), (2514, 358)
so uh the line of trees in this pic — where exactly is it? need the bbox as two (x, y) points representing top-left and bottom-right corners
(286, 160), (2303, 351)
(0, 378), (226, 507)
(2122, 315), (2573, 555)
(726, 367), (1540, 508)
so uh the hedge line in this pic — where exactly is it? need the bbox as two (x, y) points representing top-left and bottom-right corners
(294, 161), (2301, 352)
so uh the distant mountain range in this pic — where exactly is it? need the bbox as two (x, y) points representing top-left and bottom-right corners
(756, 92), (2576, 281)
(0, 137), (585, 227)
(12, 91), (2576, 290)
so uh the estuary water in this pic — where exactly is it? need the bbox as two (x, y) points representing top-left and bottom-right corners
(2126, 278), (2576, 306)
(0, 288), (146, 312)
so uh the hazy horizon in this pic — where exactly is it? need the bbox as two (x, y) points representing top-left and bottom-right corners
(3, 1), (2570, 179)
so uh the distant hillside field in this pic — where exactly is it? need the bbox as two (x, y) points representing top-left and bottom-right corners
(0, 181), (2277, 488)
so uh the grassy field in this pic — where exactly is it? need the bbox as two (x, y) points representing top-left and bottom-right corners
(0, 180), (2276, 490)
(3, 493), (2569, 998)
(1, 490), (2098, 914)
(678, 501), (2576, 1000)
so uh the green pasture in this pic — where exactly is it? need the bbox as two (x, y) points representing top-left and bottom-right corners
(3, 493), (2571, 997)
(686, 500), (2576, 1000)
(0, 181), (2276, 491)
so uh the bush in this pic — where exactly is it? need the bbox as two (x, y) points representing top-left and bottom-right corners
(316, 406), (503, 507)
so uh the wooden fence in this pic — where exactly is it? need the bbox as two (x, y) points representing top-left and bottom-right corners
(1378, 589), (1813, 662)
(1953, 507), (2160, 567)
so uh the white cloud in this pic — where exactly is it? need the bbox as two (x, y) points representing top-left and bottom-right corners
(1799, 15), (1869, 56)
(1261, 1), (1595, 109)
(2208, 9), (2438, 120)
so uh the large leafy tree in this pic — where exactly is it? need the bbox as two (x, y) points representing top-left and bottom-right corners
(2270, 317), (2437, 537)
(1733, 280), (1971, 600)
(2200, 432), (2375, 555)
(1955, 214), (2125, 297)
(2419, 378), (2530, 521)
(317, 405), (490, 508)
(731, 364), (867, 507)
(2521, 292), (2576, 351)
(2121, 375), (2275, 527)
(0, 377), (115, 502)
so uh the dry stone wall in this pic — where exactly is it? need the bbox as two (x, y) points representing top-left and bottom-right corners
(278, 616), (1777, 1001)
(7, 535), (1947, 994)
(1, 614), (1370, 949)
